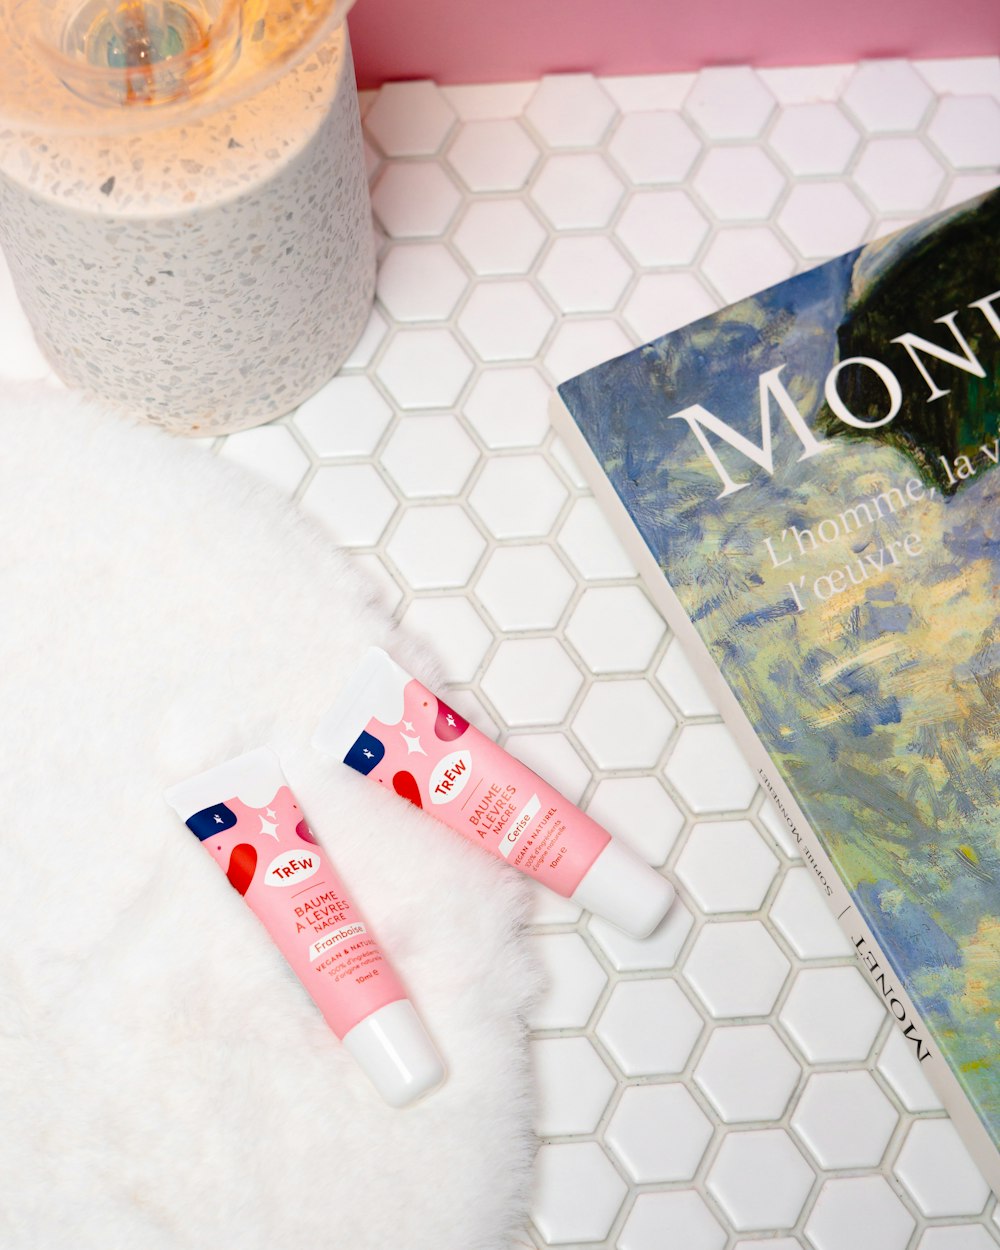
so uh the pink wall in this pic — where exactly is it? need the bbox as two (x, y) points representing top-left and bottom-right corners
(349, 0), (1000, 88)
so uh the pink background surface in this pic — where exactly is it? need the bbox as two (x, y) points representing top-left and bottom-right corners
(348, 0), (1000, 88)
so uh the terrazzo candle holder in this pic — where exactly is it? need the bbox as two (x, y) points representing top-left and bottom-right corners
(0, 20), (375, 434)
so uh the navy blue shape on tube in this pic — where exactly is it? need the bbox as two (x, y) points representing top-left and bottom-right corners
(344, 730), (385, 775)
(187, 803), (238, 841)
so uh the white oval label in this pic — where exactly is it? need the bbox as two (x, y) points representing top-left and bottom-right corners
(264, 849), (321, 887)
(429, 750), (473, 805)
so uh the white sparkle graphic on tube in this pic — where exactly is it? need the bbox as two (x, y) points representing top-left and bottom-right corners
(258, 815), (280, 841)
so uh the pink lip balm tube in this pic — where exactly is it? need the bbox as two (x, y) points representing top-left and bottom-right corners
(313, 648), (675, 939)
(165, 747), (445, 1107)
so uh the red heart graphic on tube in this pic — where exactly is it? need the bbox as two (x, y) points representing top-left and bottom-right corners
(393, 770), (423, 808)
(226, 843), (258, 895)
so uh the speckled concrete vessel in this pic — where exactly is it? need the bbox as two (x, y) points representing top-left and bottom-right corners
(0, 29), (374, 435)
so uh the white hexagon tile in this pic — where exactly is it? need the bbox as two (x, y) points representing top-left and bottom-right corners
(33, 53), (1000, 1250)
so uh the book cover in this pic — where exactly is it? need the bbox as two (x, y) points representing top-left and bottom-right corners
(552, 188), (1000, 1191)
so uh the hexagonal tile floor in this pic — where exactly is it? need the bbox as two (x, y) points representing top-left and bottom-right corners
(7, 53), (1000, 1250)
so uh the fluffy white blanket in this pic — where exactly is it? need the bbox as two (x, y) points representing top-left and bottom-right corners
(0, 382), (538, 1249)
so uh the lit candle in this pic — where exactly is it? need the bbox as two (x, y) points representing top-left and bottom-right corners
(0, 0), (357, 125)
(0, 0), (373, 434)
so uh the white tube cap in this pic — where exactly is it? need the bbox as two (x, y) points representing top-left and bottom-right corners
(571, 839), (675, 939)
(342, 999), (446, 1108)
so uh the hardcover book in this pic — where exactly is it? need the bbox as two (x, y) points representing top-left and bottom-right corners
(551, 189), (1000, 1191)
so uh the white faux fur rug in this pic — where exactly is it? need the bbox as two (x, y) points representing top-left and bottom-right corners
(0, 382), (539, 1249)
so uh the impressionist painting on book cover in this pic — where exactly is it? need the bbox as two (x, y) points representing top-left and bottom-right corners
(556, 189), (1000, 1174)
